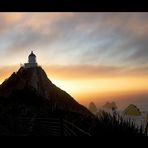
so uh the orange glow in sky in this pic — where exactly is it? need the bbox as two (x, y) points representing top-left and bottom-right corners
(0, 64), (148, 109)
(50, 76), (148, 104)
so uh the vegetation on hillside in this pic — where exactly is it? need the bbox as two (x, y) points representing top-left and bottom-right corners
(89, 110), (145, 136)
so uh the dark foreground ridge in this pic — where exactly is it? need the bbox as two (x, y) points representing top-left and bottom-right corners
(0, 66), (94, 136)
(0, 66), (145, 136)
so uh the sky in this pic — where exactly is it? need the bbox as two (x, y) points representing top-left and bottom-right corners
(0, 12), (148, 109)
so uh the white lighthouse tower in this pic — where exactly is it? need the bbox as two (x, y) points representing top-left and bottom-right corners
(24, 51), (38, 68)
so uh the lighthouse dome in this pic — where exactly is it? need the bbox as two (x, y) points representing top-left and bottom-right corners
(28, 51), (36, 64)
(29, 51), (36, 57)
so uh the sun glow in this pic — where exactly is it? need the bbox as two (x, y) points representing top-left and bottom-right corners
(50, 76), (148, 102)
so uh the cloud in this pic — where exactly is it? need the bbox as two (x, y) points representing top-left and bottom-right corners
(43, 64), (148, 80)
(0, 13), (148, 67)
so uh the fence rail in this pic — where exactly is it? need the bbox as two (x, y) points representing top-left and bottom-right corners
(18, 116), (91, 136)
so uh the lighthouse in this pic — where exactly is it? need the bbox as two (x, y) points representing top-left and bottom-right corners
(24, 51), (38, 68)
